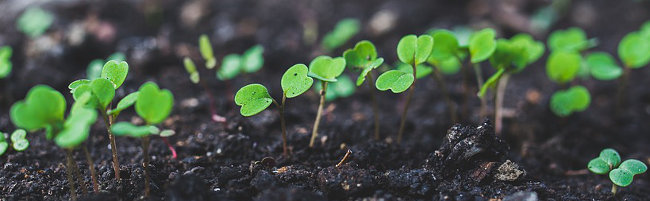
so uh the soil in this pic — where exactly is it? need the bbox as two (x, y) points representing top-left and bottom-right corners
(1, 0), (650, 200)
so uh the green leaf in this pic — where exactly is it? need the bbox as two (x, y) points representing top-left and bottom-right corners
(12, 139), (29, 151)
(10, 85), (66, 131)
(397, 35), (434, 66)
(321, 18), (360, 51)
(429, 30), (460, 61)
(355, 58), (384, 86)
(469, 28), (497, 63)
(101, 60), (129, 89)
(641, 21), (650, 39)
(317, 75), (356, 101)
(478, 68), (505, 98)
(375, 70), (414, 93)
(548, 27), (592, 52)
(69, 79), (90, 94)
(241, 45), (264, 73)
(108, 91), (139, 116)
(159, 129), (175, 137)
(618, 32), (650, 68)
(17, 7), (54, 38)
(451, 26), (473, 47)
(234, 84), (273, 117)
(199, 34), (216, 69)
(609, 168), (634, 187)
(600, 148), (622, 168)
(55, 106), (97, 148)
(10, 129), (27, 143)
(217, 54), (241, 80)
(588, 159), (612, 175)
(0, 60), (11, 79)
(135, 82), (174, 124)
(0, 46), (12, 60)
(107, 52), (126, 62)
(619, 159), (648, 175)
(585, 52), (622, 80)
(91, 78), (116, 109)
(0, 132), (4, 142)
(183, 57), (200, 84)
(546, 51), (582, 84)
(344, 40), (378, 68)
(111, 122), (159, 138)
(397, 62), (433, 79)
(281, 64), (314, 98)
(510, 34), (545, 64)
(87, 59), (104, 80)
(0, 141), (7, 156)
(308, 56), (346, 82)
(550, 85), (591, 117)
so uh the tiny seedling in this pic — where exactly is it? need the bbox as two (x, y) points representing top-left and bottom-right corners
(111, 82), (174, 197)
(87, 52), (126, 80)
(343, 40), (384, 139)
(376, 34), (433, 143)
(426, 29), (465, 121)
(585, 52), (622, 81)
(615, 29), (650, 108)
(199, 34), (217, 69)
(0, 46), (13, 79)
(549, 85), (591, 117)
(322, 18), (361, 52)
(314, 75), (356, 101)
(17, 7), (54, 38)
(308, 56), (346, 147)
(548, 27), (597, 52)
(588, 148), (648, 195)
(0, 129), (29, 156)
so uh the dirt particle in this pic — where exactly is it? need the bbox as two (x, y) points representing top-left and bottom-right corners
(494, 160), (525, 181)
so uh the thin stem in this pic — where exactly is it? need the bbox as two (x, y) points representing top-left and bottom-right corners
(367, 73), (380, 140)
(100, 110), (121, 181)
(82, 146), (98, 193)
(473, 63), (488, 118)
(70, 150), (88, 195)
(272, 94), (288, 156)
(616, 67), (631, 113)
(397, 61), (417, 144)
(432, 67), (458, 123)
(309, 82), (327, 148)
(199, 78), (226, 123)
(142, 136), (151, 197)
(65, 149), (78, 201)
(611, 184), (618, 195)
(494, 73), (511, 135)
(161, 137), (177, 159)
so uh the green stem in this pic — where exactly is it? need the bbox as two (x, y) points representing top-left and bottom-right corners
(142, 136), (151, 197)
(616, 66), (631, 113)
(473, 63), (487, 118)
(432, 66), (458, 123)
(309, 82), (327, 148)
(366, 73), (380, 140)
(82, 146), (98, 193)
(397, 61), (417, 144)
(272, 94), (289, 156)
(611, 184), (618, 195)
(65, 149), (78, 201)
(494, 73), (511, 135)
(100, 110), (121, 181)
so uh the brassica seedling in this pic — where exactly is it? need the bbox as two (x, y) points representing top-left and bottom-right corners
(314, 75), (356, 101)
(546, 51), (582, 84)
(548, 27), (597, 52)
(308, 56), (346, 147)
(111, 81), (173, 197)
(376, 34), (433, 143)
(0, 129), (29, 156)
(343, 40), (384, 139)
(87, 52), (126, 80)
(234, 64), (313, 155)
(199, 34), (217, 69)
(17, 7), (54, 38)
(585, 52), (622, 81)
(588, 148), (648, 195)
(549, 85), (590, 117)
(216, 45), (265, 80)
(322, 18), (360, 52)
(0, 46), (13, 79)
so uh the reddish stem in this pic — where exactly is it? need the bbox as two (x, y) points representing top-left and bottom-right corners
(161, 137), (177, 159)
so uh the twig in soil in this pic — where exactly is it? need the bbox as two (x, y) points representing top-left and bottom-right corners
(335, 149), (353, 168)
(82, 146), (99, 193)
(310, 82), (328, 148)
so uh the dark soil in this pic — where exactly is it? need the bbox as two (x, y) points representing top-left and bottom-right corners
(1, 0), (650, 200)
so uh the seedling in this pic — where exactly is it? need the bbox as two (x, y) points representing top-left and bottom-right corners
(376, 34), (433, 143)
(588, 148), (647, 195)
(0, 46), (12, 79)
(17, 7), (54, 38)
(314, 75), (356, 101)
(10, 86), (98, 200)
(549, 85), (591, 117)
(0, 129), (29, 156)
(343, 40), (384, 139)
(480, 34), (544, 134)
(322, 18), (361, 52)
(615, 29), (650, 108)
(308, 56), (346, 147)
(425, 29), (465, 121)
(111, 82), (174, 197)
(199, 34), (217, 69)
(548, 27), (597, 52)
(87, 52), (126, 80)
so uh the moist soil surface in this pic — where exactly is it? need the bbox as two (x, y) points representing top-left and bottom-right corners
(1, 0), (650, 200)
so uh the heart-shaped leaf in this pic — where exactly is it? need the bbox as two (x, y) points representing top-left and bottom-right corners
(72, 78), (115, 110)
(618, 32), (650, 68)
(135, 82), (174, 124)
(550, 85), (590, 117)
(111, 122), (159, 138)
(588, 148), (621, 174)
(199, 34), (216, 69)
(375, 70), (414, 93)
(546, 51), (582, 84)
(585, 52), (622, 80)
(217, 54), (242, 80)
(397, 35), (434, 66)
(548, 27), (594, 52)
(308, 56), (346, 82)
(429, 30), (460, 61)
(321, 18), (360, 51)
(619, 159), (648, 175)
(609, 168), (634, 187)
(10, 85), (66, 131)
(55, 105), (97, 148)
(10, 129), (26, 143)
(12, 139), (29, 151)
(241, 45), (264, 73)
(108, 91), (139, 116)
(344, 40), (378, 68)
(281, 64), (314, 98)
(234, 84), (273, 116)
(588, 158), (612, 175)
(469, 28), (497, 63)
(101, 60), (129, 89)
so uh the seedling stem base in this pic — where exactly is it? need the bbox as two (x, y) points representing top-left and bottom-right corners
(309, 82), (327, 148)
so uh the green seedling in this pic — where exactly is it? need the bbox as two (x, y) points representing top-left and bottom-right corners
(0, 46), (13, 79)
(343, 40), (384, 139)
(480, 34), (544, 134)
(548, 27), (597, 52)
(69, 60), (132, 182)
(17, 7), (54, 38)
(199, 34), (217, 69)
(0, 129), (29, 156)
(308, 56), (345, 147)
(376, 34), (433, 143)
(112, 82), (174, 197)
(314, 75), (356, 101)
(546, 51), (582, 84)
(549, 85), (590, 117)
(234, 64), (313, 155)
(588, 148), (647, 195)
(585, 52), (622, 81)
(425, 29), (467, 121)
(322, 18), (361, 52)
(217, 45), (265, 80)
(10, 86), (98, 199)
(87, 52), (126, 80)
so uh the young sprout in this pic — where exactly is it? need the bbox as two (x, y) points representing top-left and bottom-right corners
(308, 56), (346, 147)
(314, 75), (356, 101)
(588, 148), (648, 195)
(216, 45), (265, 80)
(321, 18), (361, 52)
(546, 51), (582, 84)
(17, 7), (54, 38)
(615, 30), (650, 107)
(376, 34), (433, 143)
(426, 29), (464, 121)
(112, 82), (174, 197)
(199, 34), (217, 69)
(549, 85), (591, 117)
(87, 52), (126, 80)
(548, 27), (597, 52)
(0, 129), (29, 156)
(343, 40), (384, 139)
(0, 46), (13, 79)
(585, 52), (622, 81)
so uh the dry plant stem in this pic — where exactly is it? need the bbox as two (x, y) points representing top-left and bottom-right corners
(100, 110), (120, 181)
(309, 82), (327, 148)
(141, 136), (151, 197)
(397, 61), (417, 144)
(616, 67), (631, 113)
(366, 73), (380, 140)
(82, 146), (98, 193)
(494, 73), (511, 135)
(473, 63), (488, 118)
(272, 93), (289, 155)
(432, 67), (458, 123)
(611, 184), (618, 195)
(65, 149), (78, 201)
(335, 149), (353, 168)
